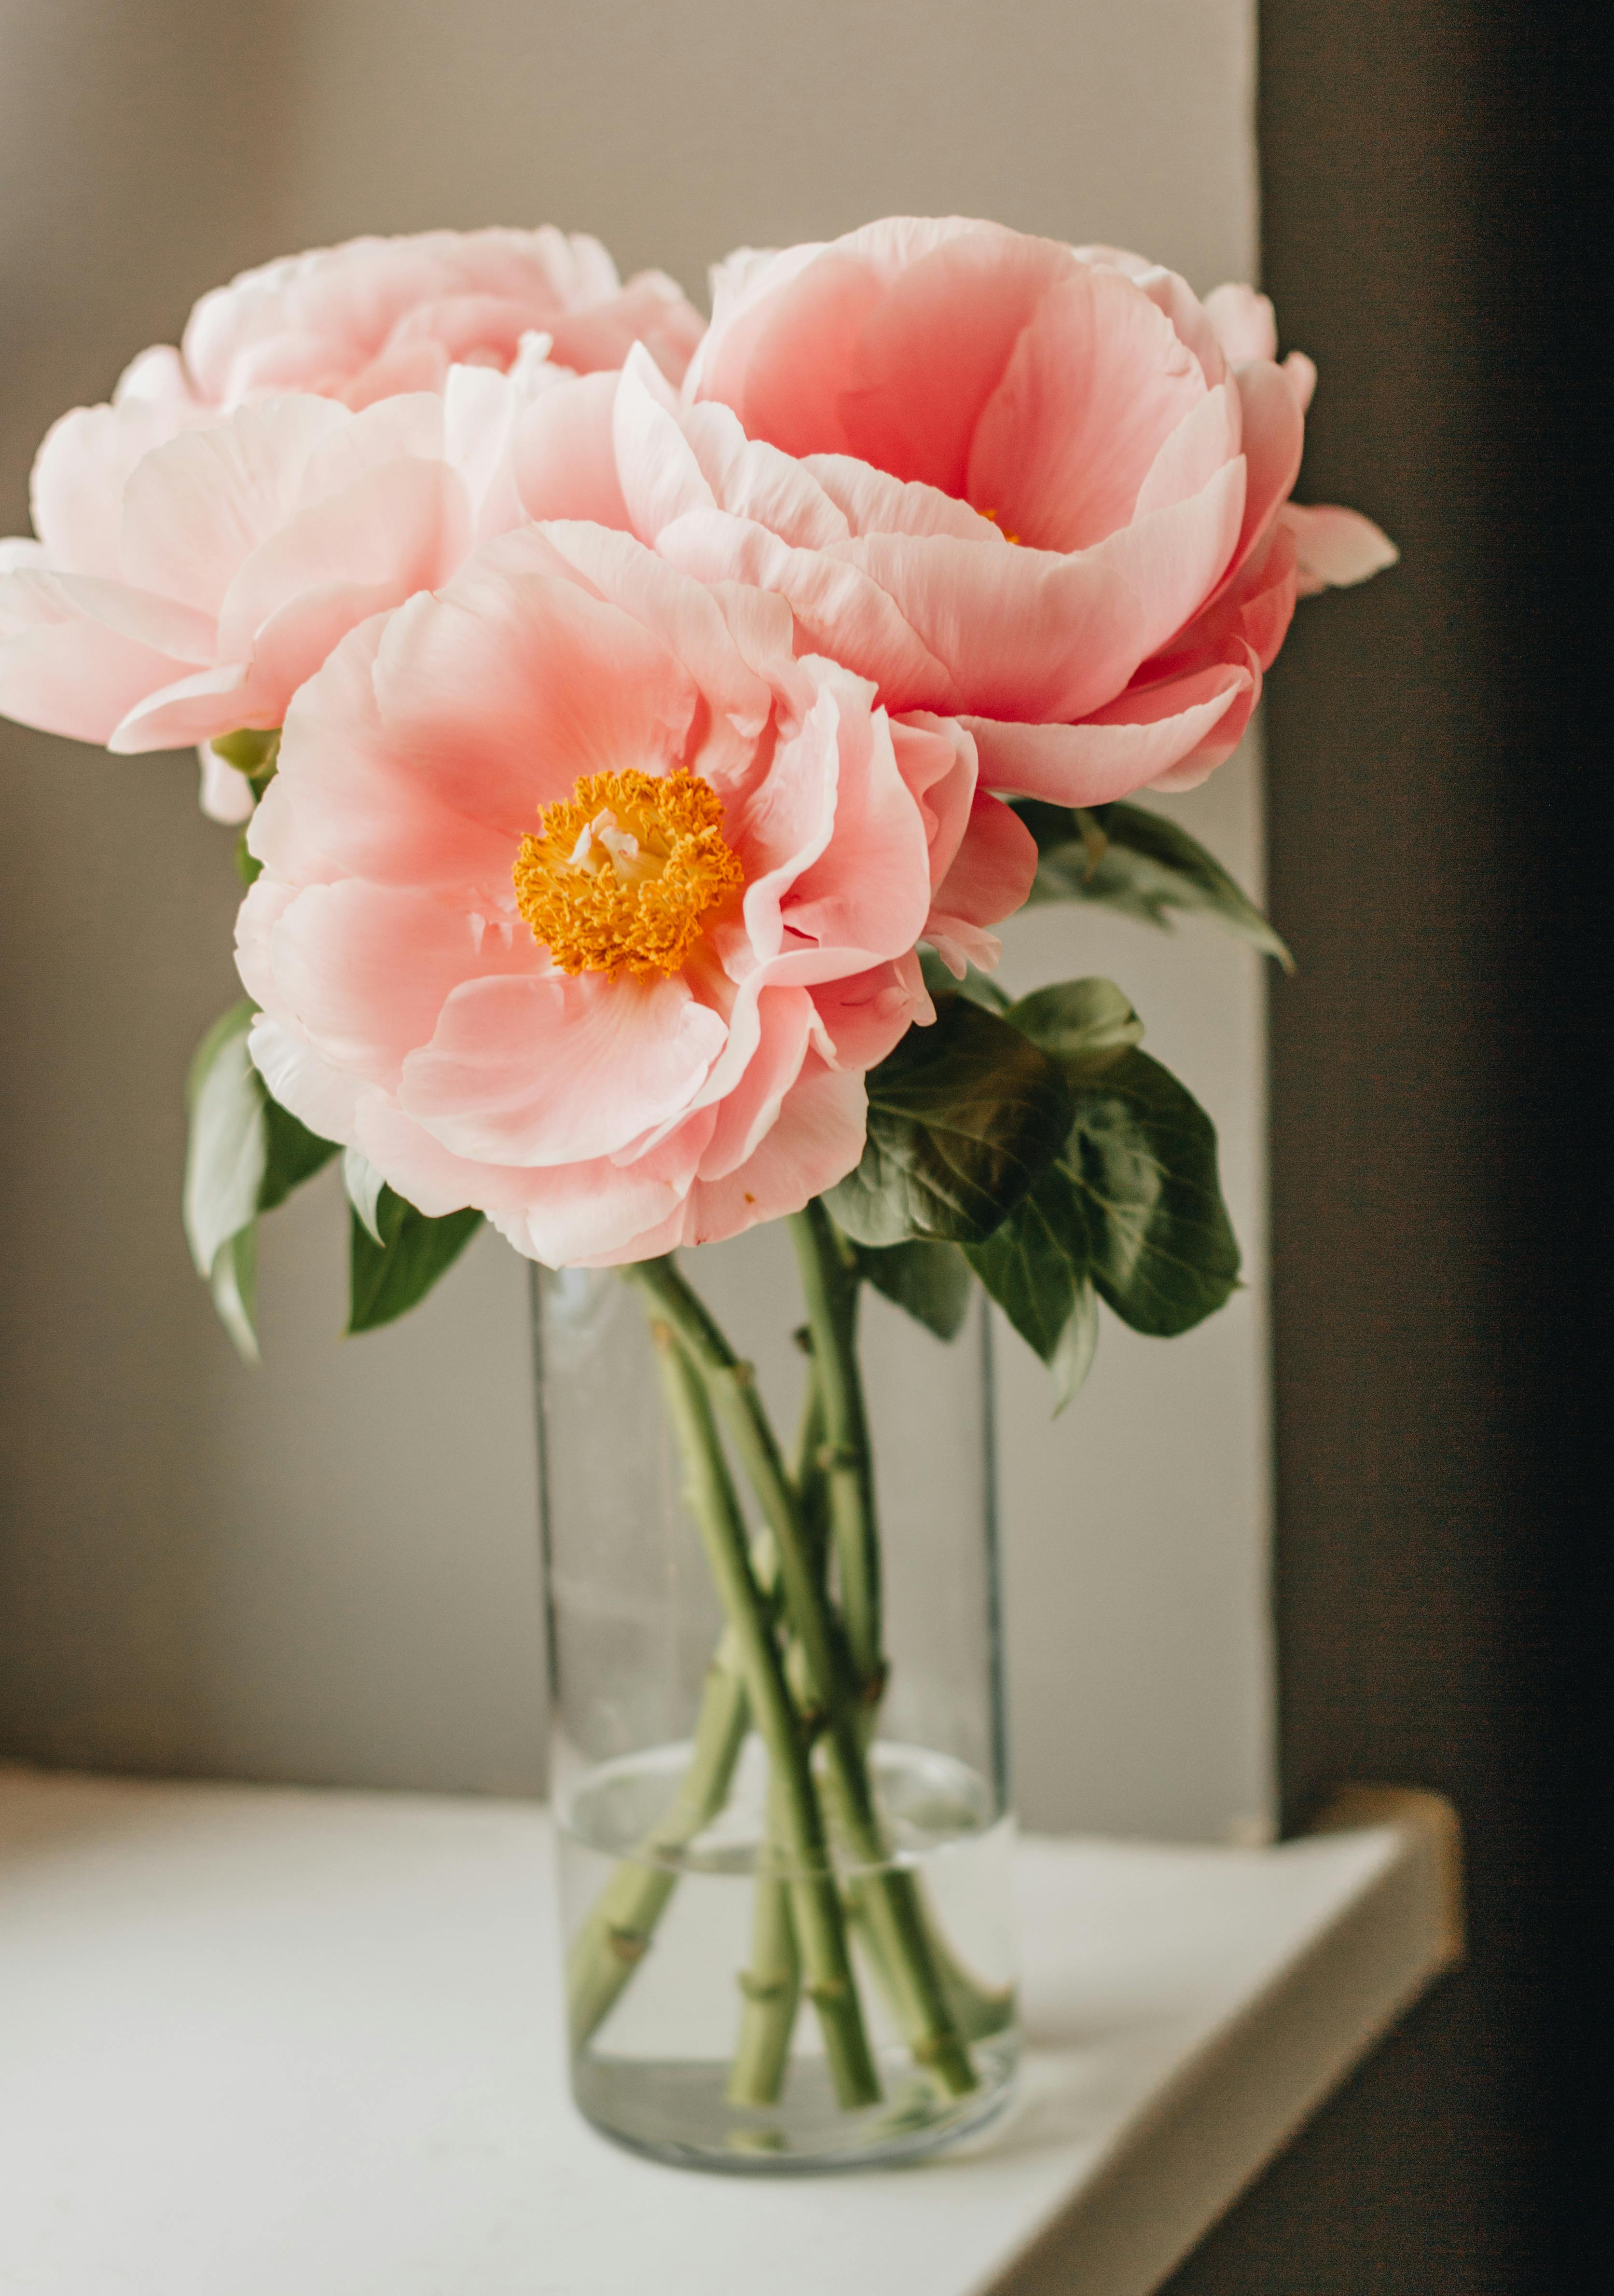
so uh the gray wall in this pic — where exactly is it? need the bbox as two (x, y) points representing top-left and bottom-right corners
(0, 0), (1272, 1839)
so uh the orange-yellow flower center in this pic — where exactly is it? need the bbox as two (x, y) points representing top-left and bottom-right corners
(982, 508), (1021, 545)
(512, 767), (745, 979)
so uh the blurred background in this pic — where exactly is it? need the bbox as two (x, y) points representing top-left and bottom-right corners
(0, 2), (1605, 2290)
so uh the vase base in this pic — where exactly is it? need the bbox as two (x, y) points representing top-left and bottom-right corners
(573, 2037), (1019, 2174)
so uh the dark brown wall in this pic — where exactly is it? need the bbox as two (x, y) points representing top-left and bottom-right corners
(1167, 6), (1610, 2290)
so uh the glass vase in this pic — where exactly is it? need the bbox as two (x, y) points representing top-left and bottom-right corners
(532, 1211), (1018, 2173)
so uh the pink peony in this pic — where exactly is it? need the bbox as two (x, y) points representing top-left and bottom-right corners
(539, 219), (1393, 806)
(237, 524), (1035, 1265)
(0, 367), (542, 782)
(120, 226), (706, 412)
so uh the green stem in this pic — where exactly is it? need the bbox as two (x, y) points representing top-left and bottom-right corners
(565, 1628), (749, 2050)
(631, 1251), (977, 2099)
(645, 1310), (882, 2110)
(788, 1202), (883, 1698)
(726, 1770), (803, 2105)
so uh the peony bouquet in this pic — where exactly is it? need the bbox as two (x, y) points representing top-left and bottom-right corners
(0, 217), (1393, 2159)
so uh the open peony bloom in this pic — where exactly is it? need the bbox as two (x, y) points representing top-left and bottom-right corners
(553, 219), (1394, 806)
(119, 225), (707, 412)
(236, 525), (1035, 1266)
(0, 369), (551, 804)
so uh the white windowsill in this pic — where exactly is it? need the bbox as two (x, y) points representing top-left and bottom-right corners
(0, 1768), (1459, 2296)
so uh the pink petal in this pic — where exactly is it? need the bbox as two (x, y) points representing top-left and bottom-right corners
(1283, 501), (1400, 593)
(809, 955), (930, 1070)
(836, 230), (1072, 495)
(118, 398), (351, 615)
(1132, 384), (1242, 522)
(783, 681), (933, 960)
(963, 649), (1256, 806)
(252, 616), (516, 894)
(613, 349), (720, 540)
(842, 454), (1242, 724)
(533, 521), (773, 770)
(669, 1057), (869, 1253)
(679, 403), (851, 550)
(700, 252), (884, 461)
(1142, 517), (1298, 682)
(1283, 351), (1317, 413)
(799, 454), (989, 542)
(515, 370), (633, 529)
(655, 506), (960, 711)
(369, 534), (701, 844)
(889, 710), (978, 892)
(214, 455), (473, 672)
(966, 263), (1207, 550)
(264, 879), (541, 1090)
(693, 987), (814, 1182)
(926, 787), (1038, 934)
(399, 969), (727, 1168)
(30, 398), (194, 578)
(0, 566), (200, 745)
(1227, 359), (1305, 572)
(110, 660), (253, 752)
(1203, 283), (1279, 366)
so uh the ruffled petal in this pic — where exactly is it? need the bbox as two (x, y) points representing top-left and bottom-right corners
(261, 878), (541, 1090)
(966, 261), (1207, 550)
(29, 398), (195, 577)
(665, 1057), (869, 1255)
(964, 646), (1257, 806)
(398, 969), (727, 1168)
(0, 565), (201, 745)
(1283, 501), (1400, 593)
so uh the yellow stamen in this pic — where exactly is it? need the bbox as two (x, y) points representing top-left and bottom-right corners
(513, 767), (745, 979)
(982, 508), (1022, 545)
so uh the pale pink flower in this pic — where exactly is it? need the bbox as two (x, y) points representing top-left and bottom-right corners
(121, 226), (706, 412)
(532, 219), (1393, 807)
(237, 525), (1034, 1265)
(0, 366), (540, 779)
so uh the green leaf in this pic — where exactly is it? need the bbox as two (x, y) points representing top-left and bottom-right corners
(347, 1189), (483, 1334)
(259, 1095), (340, 1213)
(235, 831), (262, 888)
(183, 1002), (266, 1279)
(1013, 798), (1293, 969)
(1005, 977), (1144, 1076)
(965, 1169), (1099, 1411)
(1063, 1048), (1241, 1336)
(183, 1002), (340, 1355)
(342, 1146), (388, 1245)
(208, 1223), (260, 1364)
(854, 1238), (974, 1342)
(826, 997), (1074, 1249)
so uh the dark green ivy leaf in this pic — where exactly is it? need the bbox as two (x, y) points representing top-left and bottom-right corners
(918, 946), (1009, 1013)
(965, 1168), (1098, 1410)
(826, 996), (1074, 1248)
(854, 1237), (974, 1342)
(347, 1189), (483, 1335)
(1004, 977), (1144, 1076)
(1063, 1048), (1241, 1336)
(1012, 798), (1293, 970)
(259, 1095), (340, 1213)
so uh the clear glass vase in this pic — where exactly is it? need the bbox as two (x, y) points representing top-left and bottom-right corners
(532, 1212), (1018, 2173)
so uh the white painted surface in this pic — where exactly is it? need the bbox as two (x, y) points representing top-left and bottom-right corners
(0, 0), (1273, 1838)
(0, 1770), (1456, 2296)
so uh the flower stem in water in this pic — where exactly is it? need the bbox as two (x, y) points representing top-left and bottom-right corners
(726, 1769), (803, 2106)
(643, 1306), (882, 2110)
